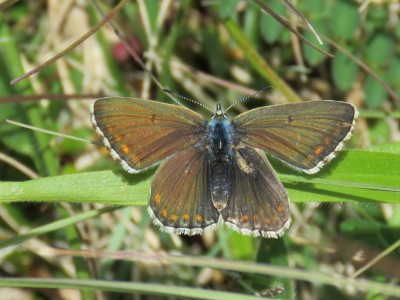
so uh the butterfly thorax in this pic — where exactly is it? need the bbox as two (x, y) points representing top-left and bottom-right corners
(207, 113), (233, 212)
(207, 119), (232, 157)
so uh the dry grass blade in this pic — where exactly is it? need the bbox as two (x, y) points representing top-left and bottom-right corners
(10, 0), (129, 85)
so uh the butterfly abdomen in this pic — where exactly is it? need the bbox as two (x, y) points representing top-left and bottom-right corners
(207, 119), (234, 212)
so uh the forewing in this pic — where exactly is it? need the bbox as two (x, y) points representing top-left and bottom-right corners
(91, 97), (207, 173)
(221, 147), (291, 238)
(232, 101), (358, 174)
(148, 146), (219, 235)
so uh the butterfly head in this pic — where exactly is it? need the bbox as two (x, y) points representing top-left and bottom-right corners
(212, 103), (227, 120)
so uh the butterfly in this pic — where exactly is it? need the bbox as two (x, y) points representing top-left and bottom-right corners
(90, 93), (358, 238)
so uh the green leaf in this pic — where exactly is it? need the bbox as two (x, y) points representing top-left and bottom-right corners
(244, 2), (261, 47)
(330, 0), (359, 40)
(259, 1), (286, 44)
(386, 57), (400, 90)
(303, 21), (329, 66)
(364, 75), (387, 109)
(332, 51), (359, 91)
(219, 0), (238, 19)
(366, 34), (394, 66)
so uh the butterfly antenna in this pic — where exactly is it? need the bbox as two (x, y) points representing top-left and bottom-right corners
(225, 86), (272, 112)
(163, 89), (214, 113)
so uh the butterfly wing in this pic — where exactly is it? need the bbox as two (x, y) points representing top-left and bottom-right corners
(221, 147), (291, 238)
(232, 101), (358, 174)
(148, 145), (219, 235)
(91, 97), (207, 173)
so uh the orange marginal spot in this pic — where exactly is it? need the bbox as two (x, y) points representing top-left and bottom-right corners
(161, 209), (168, 218)
(169, 214), (178, 222)
(278, 205), (285, 213)
(106, 125), (114, 132)
(121, 144), (130, 154)
(314, 146), (324, 155)
(183, 214), (190, 221)
(240, 215), (249, 223)
(195, 214), (203, 223)
(253, 215), (259, 222)
(154, 193), (161, 205)
(307, 154), (314, 162)
(114, 135), (122, 142)
(324, 136), (331, 145)
(263, 217), (271, 225)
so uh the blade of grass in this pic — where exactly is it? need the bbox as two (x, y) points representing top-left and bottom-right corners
(0, 278), (260, 300)
(0, 150), (398, 205)
(0, 16), (58, 176)
(10, 0), (129, 86)
(3, 252), (399, 297)
(0, 206), (118, 249)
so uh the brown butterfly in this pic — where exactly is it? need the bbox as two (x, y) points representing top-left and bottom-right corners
(91, 96), (357, 238)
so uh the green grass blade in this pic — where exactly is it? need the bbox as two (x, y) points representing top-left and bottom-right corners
(0, 150), (397, 205)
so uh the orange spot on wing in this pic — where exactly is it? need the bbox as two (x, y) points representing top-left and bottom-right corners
(106, 125), (114, 132)
(240, 215), (249, 223)
(183, 214), (190, 221)
(253, 215), (259, 222)
(121, 144), (130, 154)
(169, 214), (178, 222)
(195, 214), (203, 223)
(324, 136), (331, 145)
(278, 205), (285, 213)
(161, 209), (168, 217)
(314, 146), (324, 155)
(154, 194), (161, 205)
(115, 135), (122, 142)
(263, 217), (271, 225)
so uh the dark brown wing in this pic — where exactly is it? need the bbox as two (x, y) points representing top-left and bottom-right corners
(221, 147), (291, 238)
(91, 97), (207, 173)
(148, 145), (219, 235)
(232, 101), (358, 174)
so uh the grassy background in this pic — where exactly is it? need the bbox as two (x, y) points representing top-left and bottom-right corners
(0, 0), (399, 299)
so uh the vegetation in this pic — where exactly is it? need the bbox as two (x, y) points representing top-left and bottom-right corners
(0, 1), (399, 299)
